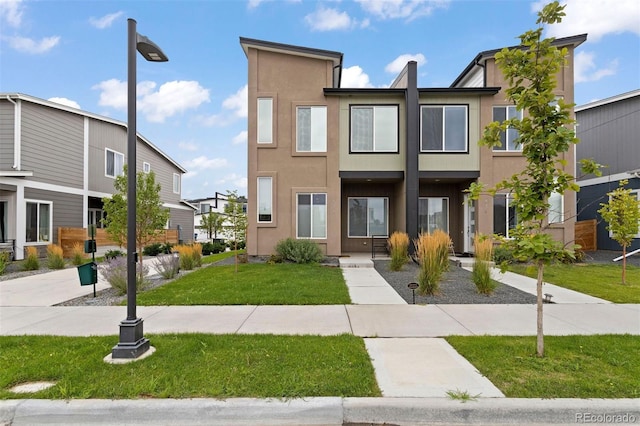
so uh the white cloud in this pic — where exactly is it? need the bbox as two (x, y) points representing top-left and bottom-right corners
(222, 85), (248, 118)
(539, 0), (640, 42)
(93, 79), (210, 123)
(305, 7), (353, 31)
(341, 65), (374, 88)
(0, 0), (24, 27)
(356, 0), (449, 21)
(216, 173), (247, 189)
(247, 0), (264, 9)
(48, 97), (80, 109)
(385, 53), (426, 74)
(6, 35), (60, 54)
(184, 155), (228, 171)
(232, 131), (247, 145)
(574, 51), (618, 83)
(178, 141), (199, 151)
(89, 11), (123, 29)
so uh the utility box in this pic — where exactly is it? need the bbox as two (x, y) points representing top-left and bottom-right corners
(77, 262), (98, 286)
(84, 240), (97, 254)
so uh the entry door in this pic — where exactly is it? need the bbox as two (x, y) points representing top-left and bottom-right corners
(0, 201), (7, 242)
(463, 194), (476, 253)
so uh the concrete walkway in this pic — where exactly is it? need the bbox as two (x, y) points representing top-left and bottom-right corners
(1, 257), (639, 425)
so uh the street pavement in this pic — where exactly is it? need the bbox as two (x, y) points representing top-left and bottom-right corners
(1, 255), (639, 425)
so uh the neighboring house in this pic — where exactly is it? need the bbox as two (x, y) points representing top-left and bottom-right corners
(576, 89), (640, 251)
(0, 93), (195, 260)
(188, 192), (248, 242)
(240, 35), (585, 257)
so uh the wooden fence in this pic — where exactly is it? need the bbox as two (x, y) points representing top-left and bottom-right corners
(58, 227), (179, 257)
(574, 219), (597, 251)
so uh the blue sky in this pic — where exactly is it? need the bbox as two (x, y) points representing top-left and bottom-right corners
(1, 0), (639, 199)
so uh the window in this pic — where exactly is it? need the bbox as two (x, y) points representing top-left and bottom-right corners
(297, 193), (327, 239)
(257, 177), (272, 223)
(88, 208), (106, 229)
(173, 173), (180, 194)
(143, 162), (151, 173)
(297, 106), (327, 152)
(350, 106), (398, 152)
(199, 203), (211, 214)
(348, 197), (388, 237)
(421, 105), (467, 152)
(105, 149), (124, 178)
(548, 191), (564, 224)
(257, 98), (273, 144)
(493, 194), (518, 238)
(493, 106), (523, 151)
(25, 201), (51, 243)
(418, 198), (449, 234)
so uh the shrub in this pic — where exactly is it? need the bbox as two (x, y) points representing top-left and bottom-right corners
(99, 256), (149, 295)
(267, 254), (284, 264)
(558, 245), (585, 264)
(0, 252), (10, 275)
(22, 246), (40, 271)
(275, 238), (323, 264)
(414, 230), (451, 296)
(202, 241), (226, 255)
(104, 249), (124, 260)
(161, 242), (174, 254)
(70, 242), (87, 266)
(143, 243), (163, 256)
(388, 231), (409, 271)
(493, 244), (515, 265)
(472, 235), (496, 295)
(154, 253), (180, 279)
(173, 244), (202, 270)
(46, 244), (66, 269)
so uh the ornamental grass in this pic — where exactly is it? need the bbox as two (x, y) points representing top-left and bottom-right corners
(413, 229), (451, 296)
(46, 244), (66, 269)
(388, 231), (409, 271)
(69, 242), (87, 266)
(472, 235), (496, 295)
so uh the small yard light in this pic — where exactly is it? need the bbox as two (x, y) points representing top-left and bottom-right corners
(408, 282), (419, 304)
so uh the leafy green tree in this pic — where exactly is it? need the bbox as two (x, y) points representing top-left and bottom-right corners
(598, 180), (640, 284)
(224, 190), (247, 272)
(102, 166), (170, 284)
(467, 1), (600, 357)
(199, 211), (225, 240)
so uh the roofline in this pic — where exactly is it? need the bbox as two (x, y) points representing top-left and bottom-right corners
(450, 33), (588, 88)
(240, 37), (343, 88)
(418, 87), (501, 95)
(324, 88), (405, 96)
(0, 93), (187, 173)
(575, 89), (640, 112)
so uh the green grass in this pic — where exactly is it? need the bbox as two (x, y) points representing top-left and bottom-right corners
(201, 250), (245, 265)
(137, 263), (351, 305)
(446, 335), (640, 398)
(509, 263), (640, 303)
(0, 334), (380, 399)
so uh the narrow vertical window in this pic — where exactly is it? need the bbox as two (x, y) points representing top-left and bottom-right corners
(257, 98), (273, 144)
(257, 177), (272, 223)
(173, 173), (180, 194)
(25, 201), (52, 243)
(493, 106), (523, 151)
(297, 193), (327, 238)
(105, 149), (124, 178)
(548, 191), (564, 224)
(143, 162), (151, 173)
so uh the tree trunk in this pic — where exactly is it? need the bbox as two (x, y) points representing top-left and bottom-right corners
(622, 245), (627, 284)
(536, 260), (545, 357)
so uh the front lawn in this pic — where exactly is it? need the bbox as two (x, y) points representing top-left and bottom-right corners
(0, 334), (380, 399)
(446, 334), (640, 398)
(508, 263), (640, 303)
(137, 263), (351, 305)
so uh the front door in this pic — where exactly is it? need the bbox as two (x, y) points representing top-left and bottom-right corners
(463, 194), (476, 253)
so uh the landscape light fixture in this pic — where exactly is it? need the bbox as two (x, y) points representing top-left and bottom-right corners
(112, 19), (168, 360)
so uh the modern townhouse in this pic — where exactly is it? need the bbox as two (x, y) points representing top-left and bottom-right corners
(0, 93), (195, 260)
(576, 89), (640, 252)
(188, 192), (248, 242)
(240, 34), (585, 257)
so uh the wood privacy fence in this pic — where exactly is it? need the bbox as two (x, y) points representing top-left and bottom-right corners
(574, 219), (597, 251)
(58, 227), (179, 257)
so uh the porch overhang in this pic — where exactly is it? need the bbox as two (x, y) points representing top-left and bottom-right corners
(339, 171), (404, 183)
(419, 171), (479, 184)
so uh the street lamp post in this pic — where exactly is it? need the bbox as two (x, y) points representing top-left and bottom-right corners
(112, 18), (168, 360)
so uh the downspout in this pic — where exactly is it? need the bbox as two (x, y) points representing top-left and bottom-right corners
(6, 96), (21, 170)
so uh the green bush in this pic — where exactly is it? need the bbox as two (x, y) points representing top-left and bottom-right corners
(161, 242), (174, 254)
(143, 243), (163, 256)
(493, 244), (515, 264)
(22, 246), (40, 271)
(202, 241), (225, 255)
(275, 238), (323, 264)
(0, 252), (10, 275)
(104, 249), (124, 260)
(558, 245), (585, 264)
(46, 244), (66, 270)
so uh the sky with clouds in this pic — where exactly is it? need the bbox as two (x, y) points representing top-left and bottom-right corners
(1, 0), (638, 199)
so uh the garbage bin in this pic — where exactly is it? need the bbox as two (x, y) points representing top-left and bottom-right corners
(77, 262), (98, 286)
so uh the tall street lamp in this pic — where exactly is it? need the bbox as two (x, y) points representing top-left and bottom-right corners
(112, 18), (168, 360)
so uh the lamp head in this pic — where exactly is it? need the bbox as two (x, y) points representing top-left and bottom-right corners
(136, 34), (169, 62)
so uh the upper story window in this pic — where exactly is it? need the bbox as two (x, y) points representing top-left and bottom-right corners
(257, 98), (273, 144)
(257, 177), (272, 223)
(105, 149), (124, 178)
(350, 105), (398, 153)
(493, 106), (523, 151)
(173, 173), (180, 194)
(143, 162), (151, 173)
(199, 203), (211, 214)
(548, 191), (564, 224)
(297, 106), (327, 152)
(421, 105), (467, 152)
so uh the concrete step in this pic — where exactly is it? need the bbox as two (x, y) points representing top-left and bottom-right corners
(339, 257), (374, 268)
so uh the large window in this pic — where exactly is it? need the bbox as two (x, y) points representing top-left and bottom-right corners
(493, 194), (518, 238)
(25, 200), (51, 243)
(348, 197), (388, 237)
(548, 191), (564, 224)
(493, 106), (523, 151)
(257, 98), (273, 144)
(418, 198), (449, 234)
(105, 149), (124, 178)
(297, 106), (327, 152)
(350, 106), (398, 152)
(297, 193), (327, 239)
(257, 177), (272, 223)
(173, 173), (180, 194)
(421, 105), (467, 152)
